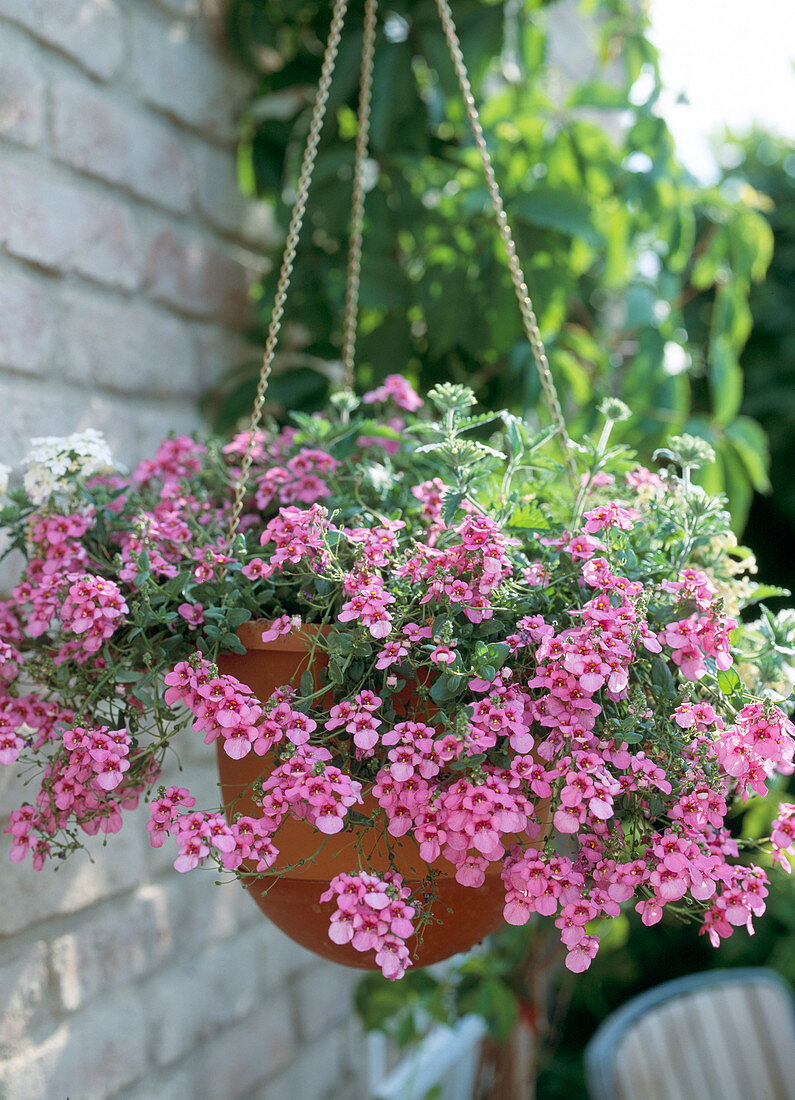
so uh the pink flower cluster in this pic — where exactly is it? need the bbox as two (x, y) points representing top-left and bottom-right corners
(338, 572), (395, 639)
(28, 511), (92, 575)
(252, 504), (331, 577)
(255, 447), (340, 509)
(397, 513), (515, 622)
(164, 657), (266, 759)
(147, 787), (279, 875)
(583, 502), (639, 534)
(133, 435), (207, 496)
(0, 692), (72, 765)
(715, 702), (795, 799)
(362, 374), (423, 411)
(771, 804), (795, 871)
(60, 574), (129, 655)
(260, 744), (363, 835)
(4, 724), (146, 868)
(325, 690), (383, 755)
(320, 871), (416, 978)
(345, 519), (406, 568)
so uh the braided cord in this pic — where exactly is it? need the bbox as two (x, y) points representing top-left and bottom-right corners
(341, 0), (378, 390)
(227, 0), (350, 545)
(434, 0), (576, 482)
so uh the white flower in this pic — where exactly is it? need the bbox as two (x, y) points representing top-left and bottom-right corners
(0, 464), (10, 498)
(24, 465), (58, 506)
(22, 430), (115, 505)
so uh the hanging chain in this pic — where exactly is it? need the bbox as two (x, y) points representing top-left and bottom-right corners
(226, 0), (350, 546)
(434, 0), (577, 482)
(341, 0), (378, 390)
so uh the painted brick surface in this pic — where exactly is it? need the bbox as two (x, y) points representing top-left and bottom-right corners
(0, 3), (368, 1098)
(130, 8), (249, 140)
(0, 0), (126, 82)
(51, 77), (194, 214)
(61, 290), (198, 396)
(0, 162), (142, 290)
(144, 221), (252, 323)
(0, 266), (55, 375)
(0, 34), (45, 148)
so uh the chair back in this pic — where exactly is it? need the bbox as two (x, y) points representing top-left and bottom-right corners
(585, 968), (795, 1100)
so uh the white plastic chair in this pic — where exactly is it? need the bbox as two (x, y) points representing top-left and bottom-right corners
(585, 968), (795, 1100)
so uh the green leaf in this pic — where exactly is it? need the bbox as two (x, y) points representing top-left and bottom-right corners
(441, 490), (465, 525)
(717, 667), (742, 695)
(220, 633), (246, 654)
(725, 417), (771, 493)
(225, 607), (252, 630)
(460, 977), (519, 1043)
(512, 187), (601, 244)
(567, 81), (629, 110)
(486, 642), (511, 669)
(748, 584), (791, 603)
(429, 673), (465, 704)
(709, 337), (743, 426)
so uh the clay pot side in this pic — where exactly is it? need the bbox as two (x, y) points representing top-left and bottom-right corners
(216, 622), (548, 969)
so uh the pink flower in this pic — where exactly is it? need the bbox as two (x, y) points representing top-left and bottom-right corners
(583, 502), (638, 534)
(178, 602), (204, 626)
(261, 614), (302, 643)
(362, 374), (423, 412)
(429, 645), (456, 666)
(565, 935), (599, 972)
(320, 871), (415, 979)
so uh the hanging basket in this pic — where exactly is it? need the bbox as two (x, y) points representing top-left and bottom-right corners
(213, 0), (568, 972)
(217, 624), (549, 967)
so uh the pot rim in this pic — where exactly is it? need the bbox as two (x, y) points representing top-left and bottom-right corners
(233, 620), (331, 653)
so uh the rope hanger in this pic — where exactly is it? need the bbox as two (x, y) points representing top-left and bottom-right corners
(228, 0), (577, 544)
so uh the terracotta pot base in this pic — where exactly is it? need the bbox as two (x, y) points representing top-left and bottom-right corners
(246, 873), (508, 968)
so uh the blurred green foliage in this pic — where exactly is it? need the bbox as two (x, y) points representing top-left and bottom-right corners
(728, 132), (795, 592)
(216, 0), (774, 528)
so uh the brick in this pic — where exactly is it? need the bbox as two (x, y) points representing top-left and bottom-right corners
(0, 268), (55, 375)
(153, 0), (202, 14)
(49, 885), (176, 1012)
(190, 1002), (297, 1100)
(194, 322), (260, 393)
(0, 994), (147, 1100)
(193, 142), (275, 245)
(0, 803), (146, 936)
(147, 862), (262, 950)
(62, 290), (197, 396)
(115, 1065), (193, 1100)
(131, 12), (250, 141)
(0, 375), (141, 470)
(51, 79), (193, 215)
(143, 932), (263, 1066)
(293, 963), (360, 1043)
(0, 0), (125, 82)
(0, 36), (45, 147)
(133, 400), (202, 462)
(144, 223), (251, 324)
(260, 923), (319, 991)
(258, 1027), (353, 1100)
(0, 163), (141, 291)
(0, 941), (49, 1048)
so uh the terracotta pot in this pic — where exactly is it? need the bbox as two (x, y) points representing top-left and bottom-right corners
(217, 621), (547, 969)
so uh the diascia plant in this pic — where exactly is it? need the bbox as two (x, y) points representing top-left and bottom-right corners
(1, 381), (793, 979)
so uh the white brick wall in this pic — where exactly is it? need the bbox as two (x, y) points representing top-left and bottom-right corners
(0, 3), (368, 1098)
